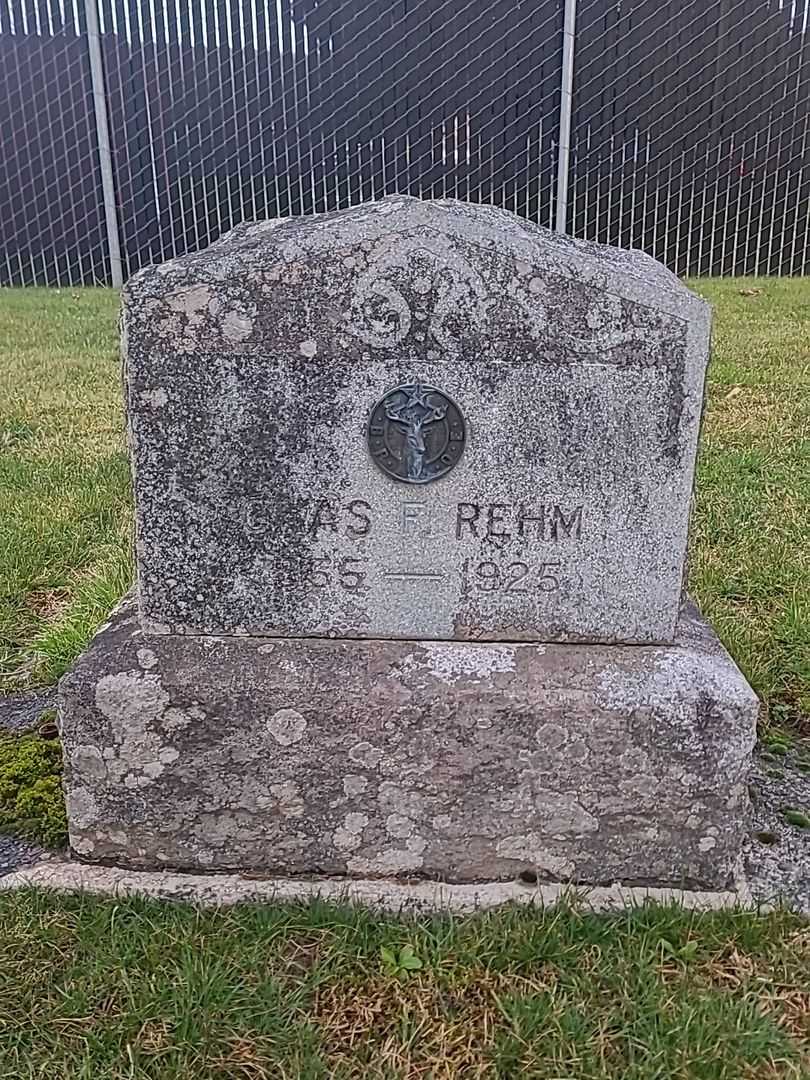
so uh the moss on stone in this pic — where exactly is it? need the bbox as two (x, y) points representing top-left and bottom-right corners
(0, 733), (67, 847)
(782, 809), (810, 830)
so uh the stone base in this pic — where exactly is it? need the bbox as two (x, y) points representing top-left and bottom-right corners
(0, 862), (751, 914)
(58, 597), (757, 889)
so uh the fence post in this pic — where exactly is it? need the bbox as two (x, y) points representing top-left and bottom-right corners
(555, 0), (578, 234)
(84, 0), (123, 287)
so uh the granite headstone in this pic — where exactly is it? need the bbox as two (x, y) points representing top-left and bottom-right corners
(123, 198), (710, 644)
(59, 198), (757, 890)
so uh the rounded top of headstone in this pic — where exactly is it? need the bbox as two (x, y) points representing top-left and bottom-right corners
(124, 196), (708, 365)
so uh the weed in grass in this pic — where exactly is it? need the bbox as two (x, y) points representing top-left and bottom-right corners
(0, 417), (36, 448)
(379, 943), (423, 979)
(36, 707), (59, 738)
(763, 723), (796, 754)
(782, 809), (810, 829)
(658, 935), (700, 963)
(766, 744), (791, 756)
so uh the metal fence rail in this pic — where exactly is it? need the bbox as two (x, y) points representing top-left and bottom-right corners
(1, 0), (808, 286)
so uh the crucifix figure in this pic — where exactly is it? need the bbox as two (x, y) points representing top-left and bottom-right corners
(384, 384), (449, 481)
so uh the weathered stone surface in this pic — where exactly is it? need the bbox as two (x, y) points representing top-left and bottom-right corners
(124, 196), (711, 644)
(0, 862), (749, 914)
(58, 597), (757, 888)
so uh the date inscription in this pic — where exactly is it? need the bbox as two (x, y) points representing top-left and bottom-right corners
(461, 558), (562, 595)
(308, 554), (367, 591)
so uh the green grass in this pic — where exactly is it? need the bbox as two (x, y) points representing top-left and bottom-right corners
(1, 282), (809, 1078)
(0, 288), (131, 688)
(687, 280), (810, 723)
(0, 890), (807, 1079)
(1, 280), (808, 723)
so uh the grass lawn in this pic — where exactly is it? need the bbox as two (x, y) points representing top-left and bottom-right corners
(0, 889), (808, 1078)
(0, 282), (809, 1078)
(0, 280), (808, 722)
(0, 288), (130, 688)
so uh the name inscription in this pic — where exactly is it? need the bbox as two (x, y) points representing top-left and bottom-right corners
(299, 496), (584, 544)
(308, 498), (372, 538)
(455, 502), (582, 543)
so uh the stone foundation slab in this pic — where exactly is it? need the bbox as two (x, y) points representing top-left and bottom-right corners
(58, 597), (757, 889)
(0, 862), (751, 914)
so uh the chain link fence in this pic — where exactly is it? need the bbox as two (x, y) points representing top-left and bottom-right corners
(1, 0), (808, 286)
(0, 0), (112, 283)
(570, 0), (810, 275)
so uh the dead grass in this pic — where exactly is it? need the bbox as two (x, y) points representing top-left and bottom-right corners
(23, 587), (72, 621)
(311, 969), (533, 1078)
(698, 925), (810, 1043)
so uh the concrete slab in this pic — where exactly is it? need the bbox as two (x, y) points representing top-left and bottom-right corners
(0, 860), (752, 914)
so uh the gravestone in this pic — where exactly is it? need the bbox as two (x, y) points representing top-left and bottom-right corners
(124, 199), (708, 644)
(59, 197), (757, 890)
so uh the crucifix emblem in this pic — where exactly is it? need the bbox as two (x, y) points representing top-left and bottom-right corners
(367, 383), (466, 484)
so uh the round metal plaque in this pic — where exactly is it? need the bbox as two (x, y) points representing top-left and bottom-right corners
(367, 383), (466, 485)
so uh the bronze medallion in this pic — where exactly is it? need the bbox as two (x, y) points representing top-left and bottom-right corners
(367, 383), (466, 484)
